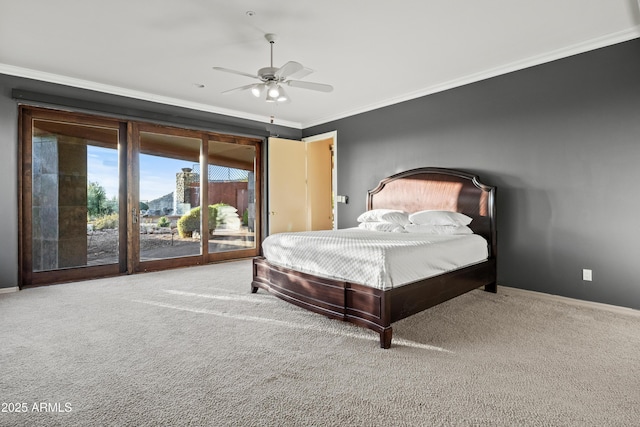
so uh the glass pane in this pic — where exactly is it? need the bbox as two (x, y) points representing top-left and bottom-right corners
(207, 140), (256, 254)
(32, 119), (120, 271)
(139, 131), (202, 260)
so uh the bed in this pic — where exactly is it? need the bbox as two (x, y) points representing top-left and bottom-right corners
(251, 167), (497, 348)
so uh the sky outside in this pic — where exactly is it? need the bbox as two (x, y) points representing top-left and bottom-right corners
(87, 145), (195, 202)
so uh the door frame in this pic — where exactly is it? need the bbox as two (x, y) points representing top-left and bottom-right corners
(302, 131), (338, 229)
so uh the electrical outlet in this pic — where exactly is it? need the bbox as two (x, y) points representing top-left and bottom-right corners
(582, 269), (592, 282)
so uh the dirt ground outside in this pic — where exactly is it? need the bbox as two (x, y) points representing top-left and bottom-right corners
(87, 228), (254, 265)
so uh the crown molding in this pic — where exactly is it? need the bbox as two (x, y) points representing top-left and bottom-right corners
(302, 26), (640, 128)
(2, 25), (638, 131)
(0, 63), (302, 129)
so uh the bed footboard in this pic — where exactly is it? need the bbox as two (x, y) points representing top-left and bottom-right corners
(252, 257), (394, 347)
(251, 256), (496, 349)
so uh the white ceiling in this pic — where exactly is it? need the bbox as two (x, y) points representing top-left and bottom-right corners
(1, 1), (639, 129)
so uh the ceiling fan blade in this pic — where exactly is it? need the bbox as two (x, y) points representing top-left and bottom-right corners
(221, 84), (256, 94)
(212, 67), (260, 80)
(275, 61), (304, 79)
(286, 80), (333, 93)
(288, 67), (314, 80)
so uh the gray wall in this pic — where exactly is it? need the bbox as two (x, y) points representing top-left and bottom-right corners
(0, 79), (19, 288)
(0, 73), (301, 289)
(304, 38), (640, 310)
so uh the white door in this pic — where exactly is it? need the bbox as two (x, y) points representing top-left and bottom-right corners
(268, 137), (307, 234)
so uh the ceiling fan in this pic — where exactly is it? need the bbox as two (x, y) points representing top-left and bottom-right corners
(213, 33), (333, 103)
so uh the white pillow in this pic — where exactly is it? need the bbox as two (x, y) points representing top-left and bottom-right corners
(358, 222), (406, 233)
(404, 224), (473, 235)
(408, 210), (472, 226)
(357, 209), (410, 226)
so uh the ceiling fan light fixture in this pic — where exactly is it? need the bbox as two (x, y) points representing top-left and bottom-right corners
(250, 84), (264, 97)
(267, 83), (280, 98)
(276, 86), (288, 102)
(265, 90), (278, 103)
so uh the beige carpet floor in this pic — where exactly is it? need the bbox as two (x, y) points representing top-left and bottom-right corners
(1, 259), (639, 426)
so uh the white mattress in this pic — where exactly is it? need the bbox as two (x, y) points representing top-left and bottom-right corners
(262, 228), (489, 290)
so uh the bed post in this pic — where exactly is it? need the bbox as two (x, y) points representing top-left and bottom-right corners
(251, 258), (259, 293)
(380, 327), (393, 349)
(484, 282), (497, 293)
(380, 289), (393, 348)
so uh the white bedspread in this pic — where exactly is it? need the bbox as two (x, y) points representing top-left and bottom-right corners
(262, 229), (488, 290)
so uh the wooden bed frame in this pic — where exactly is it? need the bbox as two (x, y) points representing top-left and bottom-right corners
(251, 167), (497, 348)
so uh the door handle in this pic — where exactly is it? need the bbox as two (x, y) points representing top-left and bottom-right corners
(132, 208), (138, 223)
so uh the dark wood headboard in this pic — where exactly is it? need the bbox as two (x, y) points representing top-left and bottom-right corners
(367, 167), (496, 258)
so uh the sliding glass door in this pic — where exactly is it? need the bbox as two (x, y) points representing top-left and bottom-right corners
(21, 109), (126, 285)
(20, 107), (262, 287)
(206, 138), (259, 259)
(138, 130), (203, 263)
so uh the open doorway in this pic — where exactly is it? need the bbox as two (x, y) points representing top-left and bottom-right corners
(267, 131), (337, 235)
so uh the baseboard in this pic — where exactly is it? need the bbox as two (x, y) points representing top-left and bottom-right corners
(0, 286), (19, 294)
(500, 286), (640, 318)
